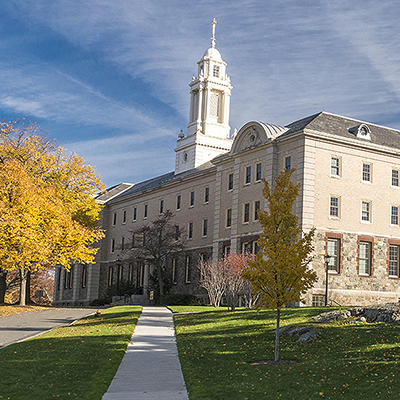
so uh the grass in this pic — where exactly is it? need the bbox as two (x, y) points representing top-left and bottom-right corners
(170, 306), (400, 400)
(0, 304), (45, 318)
(0, 305), (141, 400)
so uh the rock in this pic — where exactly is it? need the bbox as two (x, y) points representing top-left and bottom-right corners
(312, 310), (350, 323)
(282, 326), (310, 337)
(298, 329), (320, 342)
(347, 303), (400, 324)
(278, 325), (293, 334)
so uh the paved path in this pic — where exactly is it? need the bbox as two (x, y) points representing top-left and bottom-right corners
(0, 307), (94, 347)
(103, 306), (189, 400)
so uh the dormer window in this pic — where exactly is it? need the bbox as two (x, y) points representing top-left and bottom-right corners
(213, 65), (219, 77)
(348, 124), (371, 140)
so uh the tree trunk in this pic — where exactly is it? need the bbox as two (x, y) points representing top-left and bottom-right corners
(275, 308), (281, 362)
(20, 269), (28, 306)
(0, 269), (7, 303)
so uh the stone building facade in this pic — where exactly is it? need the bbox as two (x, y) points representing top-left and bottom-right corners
(53, 24), (400, 307)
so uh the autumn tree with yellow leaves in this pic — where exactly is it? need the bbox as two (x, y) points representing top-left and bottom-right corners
(0, 120), (104, 305)
(242, 169), (317, 362)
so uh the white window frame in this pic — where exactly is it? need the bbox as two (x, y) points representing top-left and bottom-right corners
(176, 194), (181, 211)
(204, 186), (210, 204)
(245, 165), (251, 185)
(361, 201), (371, 223)
(255, 162), (262, 182)
(202, 218), (208, 237)
(389, 245), (400, 277)
(122, 210), (127, 224)
(362, 163), (372, 183)
(159, 199), (164, 214)
(329, 196), (340, 219)
(188, 222), (193, 239)
(190, 191), (195, 207)
(391, 205), (399, 226)
(392, 169), (399, 187)
(359, 241), (371, 275)
(226, 208), (232, 228)
(327, 238), (340, 273)
(112, 212), (117, 226)
(243, 202), (250, 224)
(285, 156), (291, 172)
(254, 200), (260, 221)
(228, 173), (234, 191)
(330, 157), (341, 178)
(144, 204), (148, 219)
(133, 207), (137, 222)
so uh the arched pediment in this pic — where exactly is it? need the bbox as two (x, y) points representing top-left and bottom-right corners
(231, 121), (288, 154)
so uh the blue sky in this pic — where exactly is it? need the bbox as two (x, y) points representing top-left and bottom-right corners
(1, 1), (400, 187)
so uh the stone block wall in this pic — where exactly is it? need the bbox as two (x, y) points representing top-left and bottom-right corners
(306, 230), (400, 306)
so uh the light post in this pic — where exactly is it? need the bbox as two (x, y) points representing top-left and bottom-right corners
(324, 254), (333, 306)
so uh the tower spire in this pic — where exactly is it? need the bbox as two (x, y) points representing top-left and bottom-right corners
(211, 18), (217, 48)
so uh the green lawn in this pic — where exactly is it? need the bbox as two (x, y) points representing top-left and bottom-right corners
(0, 305), (141, 400)
(170, 306), (400, 400)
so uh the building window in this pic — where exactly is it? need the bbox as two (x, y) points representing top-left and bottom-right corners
(185, 255), (192, 283)
(121, 237), (125, 251)
(392, 170), (399, 187)
(243, 202), (250, 223)
(389, 245), (399, 277)
(177, 195), (181, 210)
(331, 157), (340, 176)
(391, 206), (399, 225)
(245, 166), (251, 184)
(359, 242), (371, 275)
(213, 65), (219, 77)
(143, 233), (146, 246)
(203, 219), (208, 237)
(111, 238), (115, 253)
(172, 258), (178, 284)
(123, 210), (126, 224)
(228, 173), (234, 191)
(330, 196), (340, 218)
(361, 201), (371, 222)
(133, 207), (137, 221)
(188, 222), (193, 239)
(113, 212), (117, 226)
(285, 156), (291, 172)
(64, 266), (73, 289)
(226, 208), (232, 228)
(81, 265), (87, 288)
(131, 234), (135, 248)
(224, 245), (231, 257)
(254, 200), (260, 221)
(327, 238), (340, 272)
(253, 241), (260, 254)
(242, 242), (250, 254)
(108, 265), (114, 286)
(117, 263), (123, 284)
(312, 295), (325, 307)
(144, 204), (148, 219)
(174, 225), (180, 240)
(128, 263), (134, 283)
(190, 191), (195, 207)
(255, 163), (262, 181)
(362, 163), (371, 182)
(159, 199), (164, 214)
(204, 187), (210, 203)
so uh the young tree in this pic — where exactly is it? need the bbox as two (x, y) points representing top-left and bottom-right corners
(130, 211), (185, 298)
(198, 253), (255, 309)
(223, 253), (255, 311)
(0, 120), (104, 305)
(242, 169), (317, 362)
(197, 258), (226, 307)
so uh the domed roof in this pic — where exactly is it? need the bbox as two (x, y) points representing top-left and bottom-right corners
(202, 47), (223, 63)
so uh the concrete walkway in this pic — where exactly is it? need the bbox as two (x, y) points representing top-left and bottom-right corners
(0, 307), (94, 348)
(102, 306), (188, 400)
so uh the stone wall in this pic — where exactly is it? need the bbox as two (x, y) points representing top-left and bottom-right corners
(307, 230), (400, 306)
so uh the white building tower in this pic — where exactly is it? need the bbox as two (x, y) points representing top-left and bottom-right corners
(175, 19), (233, 174)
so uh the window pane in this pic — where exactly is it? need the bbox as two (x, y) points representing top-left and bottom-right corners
(285, 156), (291, 172)
(244, 203), (250, 222)
(359, 242), (370, 274)
(389, 245), (399, 276)
(362, 164), (371, 181)
(391, 206), (399, 225)
(392, 170), (399, 186)
(362, 202), (370, 221)
(246, 166), (251, 184)
(330, 197), (339, 217)
(331, 158), (340, 176)
(327, 238), (339, 271)
(256, 163), (262, 181)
